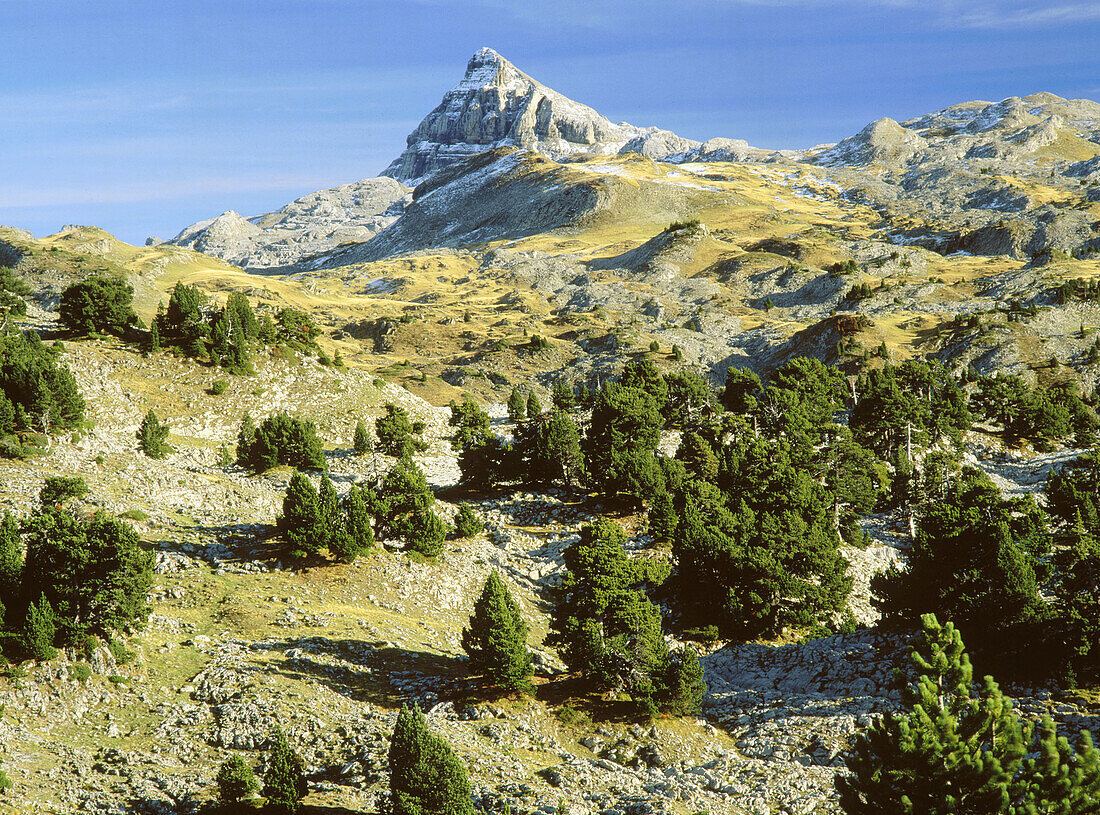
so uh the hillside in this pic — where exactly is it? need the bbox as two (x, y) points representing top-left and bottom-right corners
(5, 46), (1100, 815)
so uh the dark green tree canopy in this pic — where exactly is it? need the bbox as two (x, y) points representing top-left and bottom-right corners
(461, 570), (532, 693)
(389, 705), (473, 815)
(21, 507), (153, 639)
(873, 467), (1050, 678)
(371, 455), (447, 556)
(376, 403), (428, 458)
(0, 331), (84, 433)
(262, 725), (307, 814)
(59, 275), (138, 337)
(236, 412), (325, 472)
(137, 409), (171, 458)
(838, 614), (1100, 815)
(584, 384), (664, 504)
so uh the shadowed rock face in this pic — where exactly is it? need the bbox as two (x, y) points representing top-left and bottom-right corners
(381, 47), (649, 185)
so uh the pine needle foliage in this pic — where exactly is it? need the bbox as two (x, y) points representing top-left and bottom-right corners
(462, 570), (532, 693)
(389, 705), (473, 815)
(262, 725), (307, 814)
(216, 753), (258, 805)
(137, 409), (171, 458)
(837, 614), (1100, 815)
(22, 594), (58, 661)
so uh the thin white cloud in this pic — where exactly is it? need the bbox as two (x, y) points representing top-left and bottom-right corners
(0, 174), (345, 208)
(708, 0), (1100, 28)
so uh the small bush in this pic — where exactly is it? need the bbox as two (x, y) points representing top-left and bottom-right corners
(137, 409), (171, 458)
(555, 704), (589, 726)
(664, 218), (701, 233)
(71, 663), (92, 683)
(118, 509), (148, 522)
(107, 674), (129, 686)
(209, 380), (228, 396)
(39, 475), (87, 506)
(453, 503), (483, 538)
(216, 753), (259, 805)
(107, 638), (135, 666)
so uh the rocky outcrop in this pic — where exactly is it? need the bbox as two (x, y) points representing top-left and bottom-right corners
(382, 48), (653, 185)
(169, 177), (410, 269)
(619, 130), (700, 161)
(813, 117), (926, 168)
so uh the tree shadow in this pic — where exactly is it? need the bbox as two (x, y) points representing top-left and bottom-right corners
(252, 635), (470, 709)
(535, 674), (652, 725)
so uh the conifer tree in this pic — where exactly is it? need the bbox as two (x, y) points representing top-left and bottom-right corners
(23, 594), (58, 661)
(277, 471), (323, 558)
(1012, 715), (1100, 814)
(873, 467), (1049, 677)
(375, 403), (428, 458)
(453, 502), (483, 538)
(548, 519), (669, 706)
(216, 753), (259, 805)
(335, 484), (373, 562)
(389, 705), (473, 815)
(837, 614), (1029, 815)
(526, 390), (542, 419)
(20, 508), (152, 638)
(657, 648), (707, 716)
(1050, 512), (1100, 680)
(137, 409), (171, 458)
(262, 725), (307, 814)
(236, 412), (257, 467)
(0, 512), (22, 625)
(373, 455), (447, 556)
(461, 570), (532, 693)
(507, 387), (526, 423)
(551, 381), (577, 413)
(647, 491), (678, 541)
(353, 419), (371, 455)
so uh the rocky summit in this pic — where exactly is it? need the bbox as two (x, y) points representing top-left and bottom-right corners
(5, 44), (1100, 815)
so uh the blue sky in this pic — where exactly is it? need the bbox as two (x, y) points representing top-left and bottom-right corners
(2, 0), (1098, 245)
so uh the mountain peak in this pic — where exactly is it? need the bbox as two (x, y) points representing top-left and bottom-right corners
(381, 48), (648, 185)
(453, 47), (516, 92)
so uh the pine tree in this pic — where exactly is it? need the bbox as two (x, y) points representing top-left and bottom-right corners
(373, 455), (447, 556)
(837, 614), (1029, 815)
(334, 484), (373, 562)
(23, 594), (58, 661)
(375, 403), (428, 458)
(262, 725), (307, 814)
(353, 419), (371, 455)
(503, 387), (525, 426)
(507, 387), (526, 423)
(216, 753), (259, 805)
(453, 502), (483, 538)
(0, 512), (22, 625)
(1012, 715), (1100, 814)
(137, 409), (171, 458)
(551, 381), (577, 413)
(1051, 512), (1100, 680)
(389, 705), (473, 815)
(461, 570), (533, 693)
(657, 648), (707, 716)
(648, 491), (678, 541)
(526, 390), (542, 419)
(548, 519), (669, 705)
(20, 508), (153, 637)
(873, 467), (1049, 678)
(236, 412), (257, 467)
(277, 471), (323, 558)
